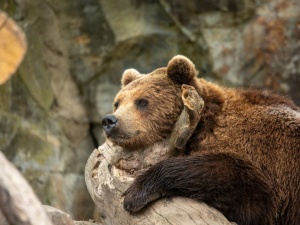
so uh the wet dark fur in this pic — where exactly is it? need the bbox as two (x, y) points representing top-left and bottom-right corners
(108, 56), (300, 225)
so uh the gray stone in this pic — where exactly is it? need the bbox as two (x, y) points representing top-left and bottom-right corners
(46, 173), (94, 220)
(44, 205), (75, 225)
(0, 111), (20, 150)
(0, 81), (11, 111)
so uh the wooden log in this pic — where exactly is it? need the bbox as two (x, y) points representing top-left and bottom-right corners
(85, 85), (235, 225)
(0, 152), (53, 225)
(0, 11), (27, 84)
(85, 144), (234, 225)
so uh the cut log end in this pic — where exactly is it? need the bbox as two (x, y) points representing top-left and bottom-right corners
(0, 11), (27, 85)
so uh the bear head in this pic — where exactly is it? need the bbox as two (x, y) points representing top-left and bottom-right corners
(102, 55), (198, 149)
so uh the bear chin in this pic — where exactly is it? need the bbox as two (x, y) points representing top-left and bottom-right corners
(105, 130), (150, 150)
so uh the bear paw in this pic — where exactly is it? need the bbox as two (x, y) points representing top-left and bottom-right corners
(123, 186), (161, 213)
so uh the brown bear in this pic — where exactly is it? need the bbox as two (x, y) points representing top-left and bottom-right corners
(102, 55), (300, 225)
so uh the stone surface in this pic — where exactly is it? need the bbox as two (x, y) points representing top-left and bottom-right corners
(0, 0), (299, 222)
(44, 205), (75, 225)
(45, 173), (94, 220)
(1, 0), (94, 220)
(0, 152), (53, 225)
(0, 111), (20, 150)
(44, 205), (101, 225)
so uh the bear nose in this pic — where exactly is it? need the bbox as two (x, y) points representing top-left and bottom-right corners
(102, 114), (118, 134)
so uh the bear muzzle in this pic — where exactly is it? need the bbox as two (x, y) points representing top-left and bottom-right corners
(102, 114), (118, 136)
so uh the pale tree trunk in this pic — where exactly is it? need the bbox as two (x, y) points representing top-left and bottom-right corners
(0, 152), (53, 225)
(85, 86), (236, 225)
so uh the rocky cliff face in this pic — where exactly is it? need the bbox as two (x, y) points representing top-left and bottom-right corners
(0, 0), (299, 221)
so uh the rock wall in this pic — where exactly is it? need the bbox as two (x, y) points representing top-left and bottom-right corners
(0, 0), (299, 221)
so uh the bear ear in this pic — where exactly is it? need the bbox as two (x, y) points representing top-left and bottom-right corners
(167, 55), (198, 85)
(121, 69), (142, 87)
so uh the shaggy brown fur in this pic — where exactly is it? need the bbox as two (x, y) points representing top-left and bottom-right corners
(102, 55), (300, 225)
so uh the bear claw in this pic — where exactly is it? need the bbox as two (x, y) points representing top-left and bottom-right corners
(123, 190), (148, 213)
(123, 186), (162, 213)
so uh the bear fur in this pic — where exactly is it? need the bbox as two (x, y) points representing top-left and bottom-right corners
(102, 55), (300, 225)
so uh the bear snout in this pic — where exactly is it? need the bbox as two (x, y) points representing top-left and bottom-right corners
(102, 114), (118, 135)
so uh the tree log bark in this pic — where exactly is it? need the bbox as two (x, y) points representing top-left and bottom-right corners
(0, 152), (53, 225)
(85, 144), (234, 225)
(85, 85), (235, 225)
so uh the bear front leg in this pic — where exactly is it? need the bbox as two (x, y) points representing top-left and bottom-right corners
(123, 152), (277, 225)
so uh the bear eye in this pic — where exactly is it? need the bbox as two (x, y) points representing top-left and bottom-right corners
(113, 101), (119, 109)
(135, 98), (148, 109)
